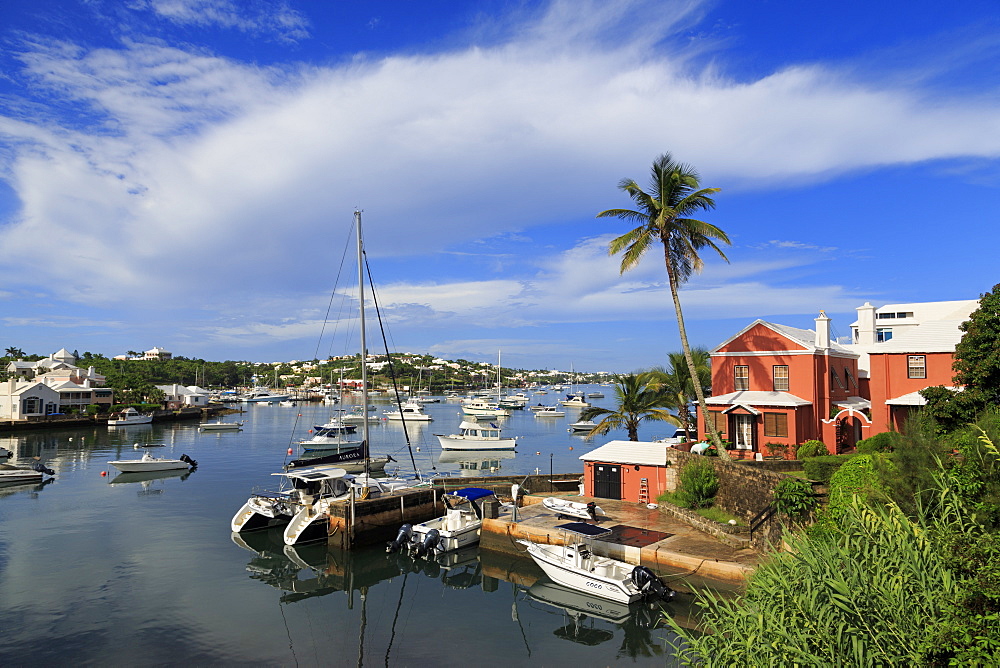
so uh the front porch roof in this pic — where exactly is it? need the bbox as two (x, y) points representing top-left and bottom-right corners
(835, 396), (871, 410)
(722, 404), (760, 415)
(706, 390), (812, 407)
(886, 387), (961, 406)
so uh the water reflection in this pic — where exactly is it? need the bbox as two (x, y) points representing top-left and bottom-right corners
(231, 529), (680, 662)
(437, 448), (515, 476)
(109, 468), (194, 487)
(0, 477), (54, 499)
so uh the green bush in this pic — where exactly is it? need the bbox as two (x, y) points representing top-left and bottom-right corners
(856, 431), (899, 454)
(796, 440), (828, 459)
(764, 442), (789, 458)
(802, 454), (856, 483)
(85, 404), (100, 415)
(827, 454), (890, 521)
(674, 459), (720, 509)
(772, 477), (818, 519)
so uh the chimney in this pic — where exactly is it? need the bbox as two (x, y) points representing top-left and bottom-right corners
(815, 311), (831, 349)
(856, 301), (876, 345)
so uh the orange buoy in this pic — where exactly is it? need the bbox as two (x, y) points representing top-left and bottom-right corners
(568, 446), (574, 450)
(308, 429), (313, 433)
(536, 451), (541, 455)
(287, 448), (294, 455)
(100, 471), (107, 477)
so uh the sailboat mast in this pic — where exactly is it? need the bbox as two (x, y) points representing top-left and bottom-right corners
(356, 210), (370, 458)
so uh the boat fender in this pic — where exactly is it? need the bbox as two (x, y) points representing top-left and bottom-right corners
(180, 454), (198, 469)
(412, 528), (440, 558)
(630, 566), (673, 601)
(386, 524), (413, 553)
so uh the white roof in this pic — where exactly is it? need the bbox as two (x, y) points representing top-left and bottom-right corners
(850, 300), (978, 327)
(886, 387), (961, 406)
(835, 396), (871, 410)
(705, 391), (812, 407)
(865, 321), (970, 354)
(579, 440), (673, 466)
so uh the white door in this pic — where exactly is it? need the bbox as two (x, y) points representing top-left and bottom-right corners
(734, 415), (754, 450)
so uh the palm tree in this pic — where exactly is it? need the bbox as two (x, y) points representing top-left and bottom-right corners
(5, 346), (24, 358)
(649, 349), (712, 438)
(598, 153), (731, 459)
(579, 372), (679, 441)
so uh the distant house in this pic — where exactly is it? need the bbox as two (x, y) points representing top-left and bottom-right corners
(0, 380), (62, 419)
(144, 347), (172, 360)
(700, 299), (977, 457)
(0, 349), (114, 418)
(156, 384), (210, 409)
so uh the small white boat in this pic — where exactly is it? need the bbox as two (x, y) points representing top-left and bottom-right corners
(460, 400), (510, 417)
(387, 487), (497, 557)
(542, 496), (606, 521)
(534, 406), (566, 418)
(435, 421), (516, 451)
(278, 400), (296, 407)
(384, 401), (434, 421)
(107, 407), (153, 426)
(107, 451), (198, 472)
(518, 523), (672, 605)
(199, 421), (244, 431)
(242, 389), (291, 403)
(587, 391), (604, 398)
(568, 420), (597, 432)
(340, 405), (380, 423)
(560, 394), (591, 408)
(0, 461), (55, 484)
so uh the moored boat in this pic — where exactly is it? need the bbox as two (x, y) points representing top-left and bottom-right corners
(542, 496), (606, 521)
(387, 487), (497, 557)
(107, 451), (198, 473)
(435, 420), (516, 451)
(518, 523), (673, 605)
(199, 421), (244, 431)
(107, 407), (153, 426)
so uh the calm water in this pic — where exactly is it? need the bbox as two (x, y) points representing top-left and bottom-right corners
(0, 389), (694, 666)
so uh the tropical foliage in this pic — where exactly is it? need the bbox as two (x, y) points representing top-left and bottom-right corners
(578, 372), (678, 441)
(598, 153), (731, 459)
(672, 458), (719, 509)
(647, 349), (711, 438)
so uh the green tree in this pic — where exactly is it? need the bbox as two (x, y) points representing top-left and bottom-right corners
(5, 346), (24, 358)
(578, 372), (679, 441)
(648, 348), (711, 437)
(952, 283), (1000, 410)
(598, 153), (731, 459)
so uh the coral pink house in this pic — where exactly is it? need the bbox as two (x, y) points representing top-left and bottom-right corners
(701, 300), (977, 457)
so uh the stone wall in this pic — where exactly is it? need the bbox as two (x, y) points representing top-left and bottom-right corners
(666, 450), (789, 550)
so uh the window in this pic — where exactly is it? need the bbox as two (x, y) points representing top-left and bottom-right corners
(22, 397), (42, 414)
(876, 328), (893, 342)
(908, 355), (926, 379)
(734, 365), (749, 391)
(763, 412), (788, 438)
(710, 411), (727, 436)
(845, 367), (858, 390)
(773, 365), (789, 391)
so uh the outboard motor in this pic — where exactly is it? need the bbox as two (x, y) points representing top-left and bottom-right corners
(31, 461), (55, 476)
(387, 524), (413, 554)
(631, 565), (673, 601)
(586, 501), (598, 521)
(180, 454), (198, 469)
(411, 529), (440, 558)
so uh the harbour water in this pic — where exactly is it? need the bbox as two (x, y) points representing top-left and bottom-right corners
(0, 390), (697, 666)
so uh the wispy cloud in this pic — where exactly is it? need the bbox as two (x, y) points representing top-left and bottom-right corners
(134, 0), (310, 42)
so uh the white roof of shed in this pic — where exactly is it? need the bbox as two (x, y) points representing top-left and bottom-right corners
(579, 440), (672, 466)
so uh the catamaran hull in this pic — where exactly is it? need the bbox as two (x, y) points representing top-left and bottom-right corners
(231, 496), (293, 532)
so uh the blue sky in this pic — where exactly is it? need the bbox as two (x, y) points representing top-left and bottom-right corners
(1, 0), (999, 372)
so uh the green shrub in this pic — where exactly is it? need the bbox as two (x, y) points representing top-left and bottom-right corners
(796, 440), (828, 459)
(772, 477), (818, 519)
(85, 404), (100, 415)
(827, 454), (890, 521)
(802, 454), (856, 483)
(856, 431), (899, 454)
(764, 442), (789, 458)
(674, 459), (720, 509)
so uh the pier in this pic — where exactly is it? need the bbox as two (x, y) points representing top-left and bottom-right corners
(323, 474), (759, 588)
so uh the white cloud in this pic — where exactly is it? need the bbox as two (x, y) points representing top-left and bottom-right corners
(0, 0), (998, 354)
(136, 0), (310, 41)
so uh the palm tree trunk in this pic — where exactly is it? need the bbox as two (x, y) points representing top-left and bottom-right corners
(665, 249), (731, 461)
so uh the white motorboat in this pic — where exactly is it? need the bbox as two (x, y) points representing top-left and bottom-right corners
(311, 417), (357, 434)
(460, 400), (510, 418)
(518, 523), (673, 605)
(435, 421), (516, 451)
(199, 421), (244, 431)
(107, 407), (153, 426)
(568, 420), (597, 432)
(560, 394), (591, 408)
(542, 496), (607, 521)
(587, 391), (604, 398)
(340, 405), (380, 423)
(384, 401), (433, 421)
(387, 487), (497, 557)
(534, 406), (566, 418)
(0, 446), (11, 458)
(0, 461), (55, 484)
(107, 451), (198, 473)
(242, 389), (291, 403)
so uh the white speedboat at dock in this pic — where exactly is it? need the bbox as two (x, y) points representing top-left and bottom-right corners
(518, 523), (672, 605)
(107, 407), (153, 426)
(542, 497), (606, 521)
(387, 487), (497, 558)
